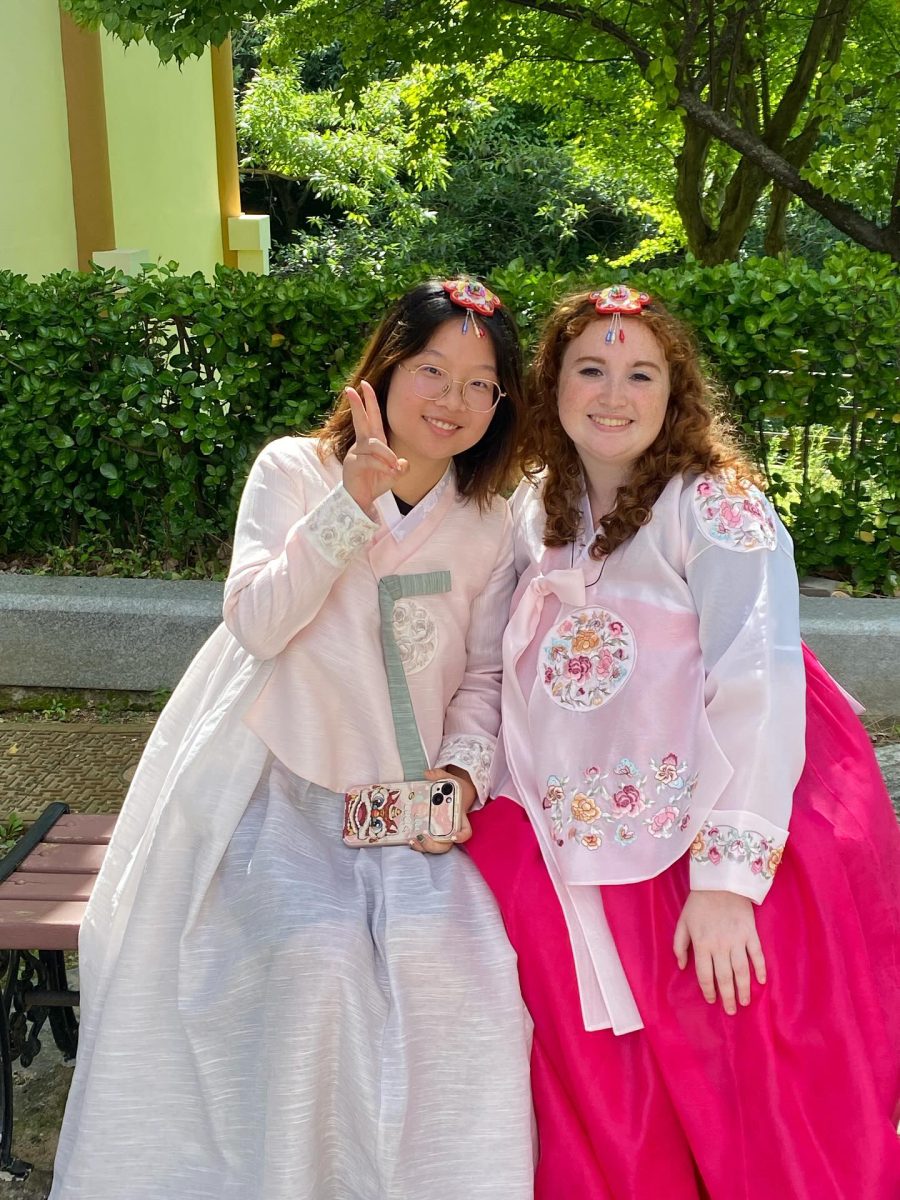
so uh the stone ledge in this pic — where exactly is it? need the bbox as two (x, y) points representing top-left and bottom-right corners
(1, 577), (898, 716)
(0, 576), (222, 692)
(799, 596), (899, 719)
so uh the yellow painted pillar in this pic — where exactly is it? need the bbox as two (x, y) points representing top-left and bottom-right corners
(58, 10), (116, 270)
(211, 37), (241, 269)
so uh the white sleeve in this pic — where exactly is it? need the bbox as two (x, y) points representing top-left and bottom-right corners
(436, 509), (516, 807)
(222, 441), (378, 660)
(684, 476), (806, 903)
(509, 475), (541, 579)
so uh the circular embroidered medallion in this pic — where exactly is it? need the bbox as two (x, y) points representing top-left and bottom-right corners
(392, 599), (438, 675)
(539, 607), (635, 711)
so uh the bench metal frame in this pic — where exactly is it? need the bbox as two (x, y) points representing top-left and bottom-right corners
(0, 803), (84, 1182)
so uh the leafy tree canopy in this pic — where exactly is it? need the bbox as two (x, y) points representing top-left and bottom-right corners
(236, 31), (660, 272)
(64, 0), (900, 263)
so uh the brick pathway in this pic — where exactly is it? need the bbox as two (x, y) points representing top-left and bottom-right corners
(0, 724), (153, 823)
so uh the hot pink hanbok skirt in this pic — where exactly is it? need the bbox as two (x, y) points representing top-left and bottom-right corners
(467, 647), (900, 1199)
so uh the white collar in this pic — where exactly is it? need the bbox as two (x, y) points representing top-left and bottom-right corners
(375, 463), (455, 543)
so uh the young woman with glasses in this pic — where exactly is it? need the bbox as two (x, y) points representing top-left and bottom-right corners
(50, 280), (535, 1200)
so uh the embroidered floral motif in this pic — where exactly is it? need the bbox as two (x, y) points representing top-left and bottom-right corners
(644, 805), (680, 839)
(576, 831), (603, 850)
(437, 734), (494, 801)
(610, 783), (648, 817)
(307, 486), (377, 566)
(692, 474), (777, 552)
(543, 776), (568, 844)
(650, 752), (697, 796)
(690, 822), (785, 879)
(571, 792), (601, 823)
(542, 752), (697, 848)
(539, 607), (635, 711)
(392, 599), (438, 674)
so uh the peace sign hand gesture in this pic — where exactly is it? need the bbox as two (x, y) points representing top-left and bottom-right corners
(342, 380), (408, 517)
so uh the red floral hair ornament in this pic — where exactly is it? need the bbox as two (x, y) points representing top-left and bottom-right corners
(589, 284), (652, 344)
(441, 278), (503, 338)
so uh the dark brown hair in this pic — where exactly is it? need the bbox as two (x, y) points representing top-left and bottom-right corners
(317, 280), (525, 506)
(524, 291), (759, 557)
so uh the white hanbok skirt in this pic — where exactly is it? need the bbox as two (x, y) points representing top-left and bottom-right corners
(49, 752), (534, 1199)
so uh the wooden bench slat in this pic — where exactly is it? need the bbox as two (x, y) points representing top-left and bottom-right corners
(0, 873), (100, 902)
(0, 900), (87, 950)
(19, 844), (106, 875)
(44, 814), (117, 845)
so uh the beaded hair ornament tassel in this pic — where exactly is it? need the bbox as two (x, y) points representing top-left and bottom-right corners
(441, 278), (503, 338)
(589, 284), (652, 343)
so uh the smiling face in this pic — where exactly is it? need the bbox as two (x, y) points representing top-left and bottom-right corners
(384, 318), (500, 469)
(556, 317), (671, 480)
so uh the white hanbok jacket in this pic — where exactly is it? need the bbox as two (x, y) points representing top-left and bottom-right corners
(492, 470), (807, 1033)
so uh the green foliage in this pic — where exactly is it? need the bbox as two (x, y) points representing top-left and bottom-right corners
(261, 103), (650, 275)
(236, 25), (649, 273)
(1, 252), (896, 590)
(59, 0), (294, 62)
(258, 0), (900, 262)
(0, 261), (411, 567)
(64, 0), (899, 260)
(0, 814), (24, 858)
(237, 67), (454, 226)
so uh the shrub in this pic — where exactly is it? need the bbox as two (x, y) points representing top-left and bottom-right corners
(1, 249), (896, 591)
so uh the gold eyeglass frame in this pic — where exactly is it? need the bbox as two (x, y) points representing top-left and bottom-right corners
(397, 362), (505, 413)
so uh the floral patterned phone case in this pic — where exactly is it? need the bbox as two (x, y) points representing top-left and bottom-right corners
(343, 779), (461, 847)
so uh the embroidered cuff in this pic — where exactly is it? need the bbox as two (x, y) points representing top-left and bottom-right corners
(436, 734), (495, 809)
(689, 810), (789, 904)
(304, 484), (378, 567)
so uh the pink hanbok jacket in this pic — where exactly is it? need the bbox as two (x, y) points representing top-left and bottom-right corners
(493, 471), (807, 1032)
(225, 436), (514, 800)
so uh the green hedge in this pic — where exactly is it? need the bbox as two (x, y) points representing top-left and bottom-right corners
(0, 248), (897, 591)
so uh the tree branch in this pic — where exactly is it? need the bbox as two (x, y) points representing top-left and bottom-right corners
(764, 183), (792, 256)
(764, 0), (851, 150)
(506, 51), (632, 67)
(695, 0), (766, 94)
(239, 166), (302, 185)
(676, 87), (899, 257)
(499, 0), (651, 69)
(675, 116), (715, 253)
(676, 0), (702, 84)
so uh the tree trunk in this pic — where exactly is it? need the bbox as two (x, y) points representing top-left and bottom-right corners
(676, 89), (900, 261)
(764, 185), (791, 256)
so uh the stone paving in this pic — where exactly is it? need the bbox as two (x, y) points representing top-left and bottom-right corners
(0, 720), (897, 1198)
(0, 724), (151, 824)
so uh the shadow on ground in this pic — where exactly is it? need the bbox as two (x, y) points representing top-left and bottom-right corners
(0, 1040), (72, 1199)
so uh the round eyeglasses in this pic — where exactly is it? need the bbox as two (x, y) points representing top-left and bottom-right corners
(398, 363), (504, 413)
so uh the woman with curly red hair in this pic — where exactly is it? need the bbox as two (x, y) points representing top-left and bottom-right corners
(466, 286), (900, 1199)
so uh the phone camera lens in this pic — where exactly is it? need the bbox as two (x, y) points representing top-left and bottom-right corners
(432, 794), (444, 805)
(441, 782), (454, 796)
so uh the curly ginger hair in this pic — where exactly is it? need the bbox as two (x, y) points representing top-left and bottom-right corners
(523, 292), (760, 558)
